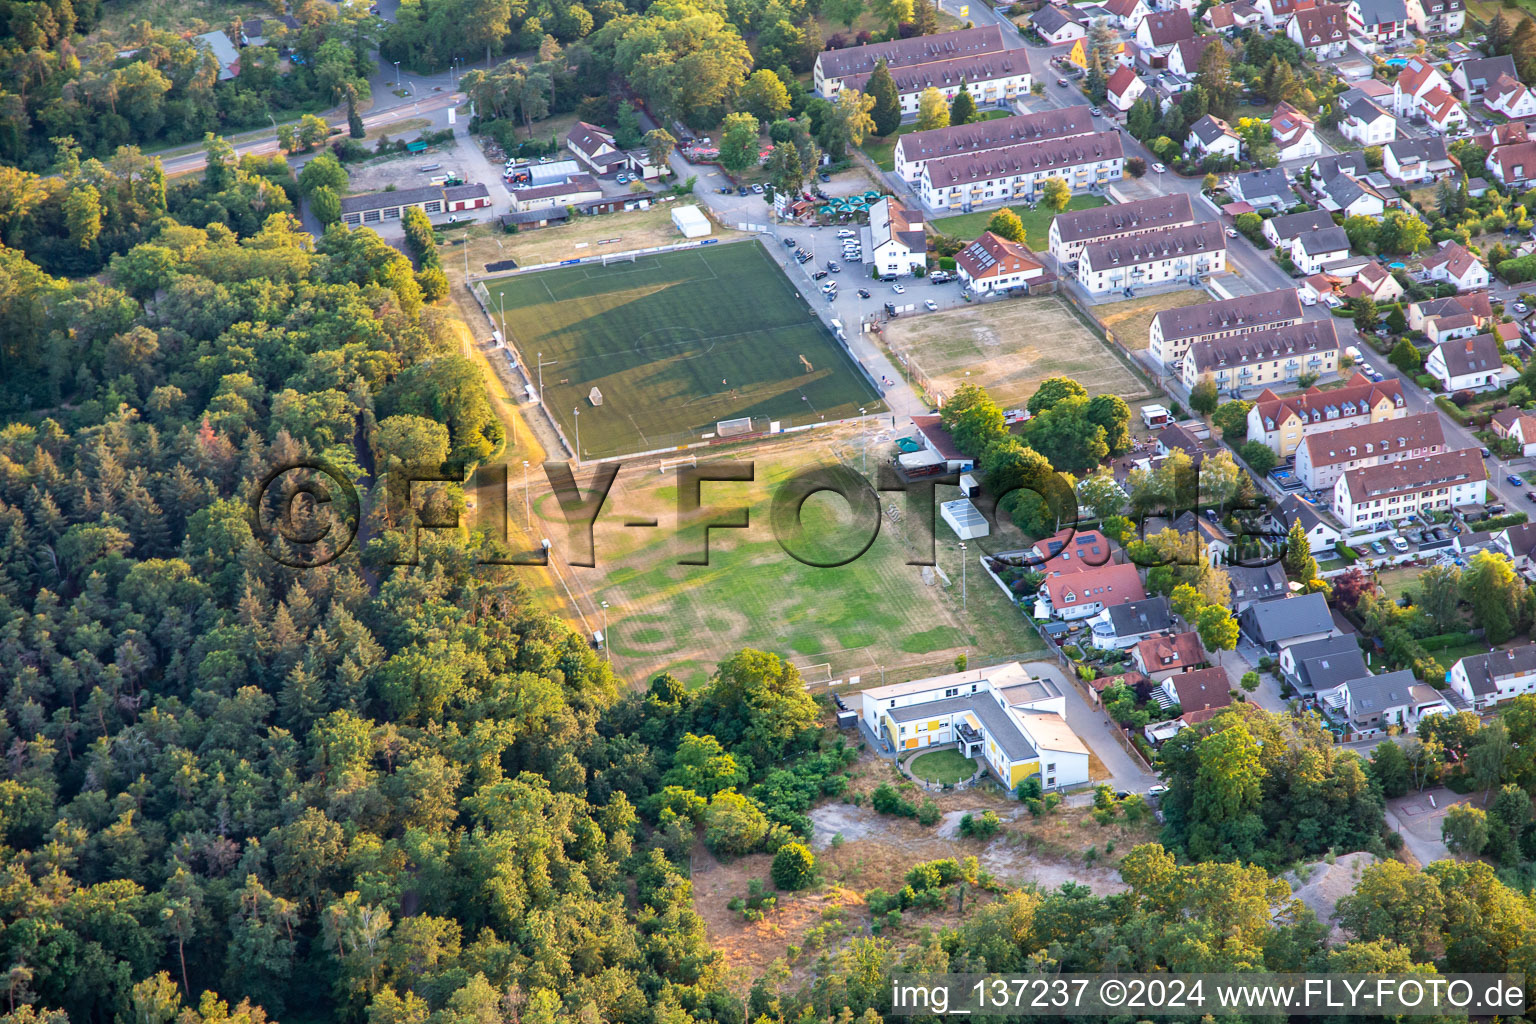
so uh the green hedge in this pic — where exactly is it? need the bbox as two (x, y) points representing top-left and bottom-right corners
(1467, 511), (1530, 531)
(1418, 631), (1479, 652)
(1335, 541), (1359, 564)
(938, 256), (956, 270)
(1415, 373), (1437, 390)
(1435, 396), (1471, 424)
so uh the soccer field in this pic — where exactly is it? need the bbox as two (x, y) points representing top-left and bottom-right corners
(484, 243), (885, 459)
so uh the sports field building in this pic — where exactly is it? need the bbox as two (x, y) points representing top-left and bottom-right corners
(857, 662), (1090, 792)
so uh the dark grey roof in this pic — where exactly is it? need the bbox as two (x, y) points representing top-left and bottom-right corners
(1385, 136), (1450, 165)
(1277, 494), (1332, 536)
(1353, 0), (1407, 24)
(1433, 333), (1501, 377)
(886, 693), (1038, 760)
(1228, 562), (1287, 601)
(1105, 596), (1174, 635)
(1153, 287), (1302, 342)
(1188, 319), (1339, 372)
(817, 25), (1006, 80)
(445, 182), (490, 202)
(1456, 55), (1517, 93)
(1501, 521), (1536, 557)
(1347, 669), (1419, 714)
(1052, 194), (1194, 243)
(1290, 634), (1368, 690)
(1296, 224), (1351, 255)
(1190, 114), (1237, 145)
(1232, 168), (1295, 206)
(501, 207), (569, 224)
(896, 106), (1096, 168)
(1082, 221), (1225, 269)
(1457, 645), (1536, 696)
(1268, 209), (1336, 242)
(1032, 4), (1084, 33)
(1313, 152), (1371, 180)
(339, 185), (446, 214)
(1239, 592), (1334, 644)
(1341, 92), (1393, 124)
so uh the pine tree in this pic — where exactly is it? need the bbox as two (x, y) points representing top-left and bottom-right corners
(1283, 519), (1318, 581)
(950, 79), (978, 125)
(347, 96), (365, 139)
(913, 0), (938, 34)
(865, 59), (901, 137)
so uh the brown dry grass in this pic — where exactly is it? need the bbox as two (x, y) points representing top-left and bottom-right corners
(1096, 290), (1212, 351)
(454, 208), (748, 276)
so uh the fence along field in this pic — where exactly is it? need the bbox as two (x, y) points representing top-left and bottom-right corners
(483, 242), (885, 460)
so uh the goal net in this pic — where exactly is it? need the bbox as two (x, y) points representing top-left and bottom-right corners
(716, 416), (754, 437)
(601, 251), (638, 266)
(472, 281), (491, 310)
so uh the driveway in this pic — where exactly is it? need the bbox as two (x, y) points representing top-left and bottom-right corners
(1025, 661), (1159, 791)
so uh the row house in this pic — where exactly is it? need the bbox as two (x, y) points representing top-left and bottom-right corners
(1048, 193), (1195, 265)
(919, 133), (1124, 212)
(1293, 411), (1446, 491)
(840, 51), (1030, 116)
(814, 26), (1006, 96)
(1246, 372), (1406, 456)
(1149, 287), (1302, 366)
(1078, 221), (1226, 294)
(1181, 319), (1340, 391)
(892, 106), (1095, 184)
(1332, 447), (1487, 528)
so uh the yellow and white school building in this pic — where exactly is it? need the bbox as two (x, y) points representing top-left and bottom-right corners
(856, 662), (1090, 792)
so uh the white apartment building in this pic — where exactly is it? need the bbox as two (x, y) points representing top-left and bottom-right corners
(1077, 222), (1226, 295)
(1293, 411), (1446, 491)
(1332, 448), (1487, 528)
(919, 134), (1124, 212)
(1148, 287), (1302, 366)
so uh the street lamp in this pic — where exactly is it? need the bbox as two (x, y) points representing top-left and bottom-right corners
(958, 542), (968, 614)
(600, 601), (610, 661)
(573, 406), (581, 462)
(860, 406), (868, 474)
(522, 460), (531, 526)
(394, 60), (400, 89)
(537, 351), (544, 400)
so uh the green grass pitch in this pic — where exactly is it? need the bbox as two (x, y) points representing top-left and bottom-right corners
(484, 242), (887, 459)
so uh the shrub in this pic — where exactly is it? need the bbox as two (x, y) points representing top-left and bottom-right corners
(916, 798), (941, 826)
(771, 842), (816, 890)
(872, 781), (919, 818)
(958, 810), (1002, 839)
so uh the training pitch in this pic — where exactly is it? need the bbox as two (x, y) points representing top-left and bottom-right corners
(484, 243), (885, 459)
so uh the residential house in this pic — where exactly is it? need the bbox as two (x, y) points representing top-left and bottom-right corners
(1332, 447), (1487, 527)
(1280, 633), (1368, 692)
(1204, 0), (1264, 30)
(1132, 631), (1210, 681)
(1319, 172), (1389, 218)
(193, 30), (240, 80)
(1382, 137), (1455, 183)
(1264, 208), (1337, 248)
(1493, 521), (1536, 573)
(1489, 139), (1536, 188)
(1451, 54), (1517, 101)
(1338, 90), (1397, 146)
(1273, 101), (1323, 160)
(239, 14), (300, 46)
(1485, 72), (1536, 119)
(1107, 65), (1148, 111)
(1035, 562), (1147, 619)
(1032, 3), (1088, 42)
(1229, 168), (1297, 209)
(1182, 319), (1340, 391)
(1246, 372), (1406, 455)
(1274, 493), (1344, 550)
(1089, 595), (1174, 649)
(856, 662), (1089, 789)
(1391, 55), (1450, 116)
(1492, 406), (1536, 457)
(1320, 670), (1448, 736)
(816, 27), (1029, 113)
(341, 183), (494, 226)
(1290, 225), (1353, 275)
(1186, 114), (1244, 160)
(1104, 0), (1153, 29)
(1168, 35), (1221, 78)
(1286, 4), (1350, 58)
(1341, 261), (1405, 303)
(910, 414), (974, 471)
(1171, 508), (1233, 566)
(1255, 0), (1318, 29)
(866, 197), (929, 277)
(1077, 222), (1226, 295)
(1426, 333), (1504, 392)
(1421, 241), (1489, 291)
(893, 107), (1095, 183)
(1346, 0), (1410, 47)
(1405, 0), (1465, 33)
(1228, 561), (1289, 610)
(919, 134), (1124, 211)
(1066, 34), (1131, 69)
(956, 231), (1055, 294)
(1293, 411), (1446, 490)
(1299, 273), (1336, 306)
(1448, 646), (1536, 710)
(1161, 666), (1234, 722)
(1048, 193), (1195, 265)
(1424, 311), (1482, 344)
(1239, 592), (1337, 651)
(1026, 527), (1118, 571)
(1150, 287), (1303, 365)
(508, 175), (601, 212)
(1409, 291), (1493, 332)
(1135, 9), (1197, 61)
(566, 122), (663, 179)
(1422, 85), (1469, 131)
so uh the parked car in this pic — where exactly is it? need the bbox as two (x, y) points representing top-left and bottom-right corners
(837, 229), (857, 238)
(1525, 490), (1536, 502)
(738, 186), (749, 196)
(827, 261), (840, 272)
(783, 237), (798, 247)
(819, 172), (831, 182)
(892, 283), (906, 294)
(1371, 541), (1388, 555)
(1509, 474), (1526, 487)
(924, 299), (938, 311)
(821, 282), (837, 294)
(1481, 447), (1492, 458)
(1056, 77), (1068, 86)
(1391, 536), (1409, 553)
(616, 174), (629, 184)
(751, 183), (764, 194)
(812, 270), (828, 280)
(857, 288), (871, 298)
(1090, 106), (1102, 116)
(1516, 301), (1529, 314)
(1151, 162), (1166, 173)
(1225, 228), (1238, 237)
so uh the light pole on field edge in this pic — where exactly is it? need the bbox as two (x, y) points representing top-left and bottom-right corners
(574, 406), (581, 462)
(522, 460), (531, 526)
(958, 542), (967, 614)
(600, 601), (609, 661)
(860, 406), (867, 474)
(394, 61), (400, 89)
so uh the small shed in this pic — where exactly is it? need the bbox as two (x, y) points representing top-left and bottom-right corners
(406, 139), (428, 153)
(671, 204), (711, 238)
(940, 498), (990, 540)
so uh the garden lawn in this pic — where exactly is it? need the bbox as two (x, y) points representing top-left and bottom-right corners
(862, 109), (1010, 172)
(930, 194), (1108, 243)
(908, 749), (978, 785)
